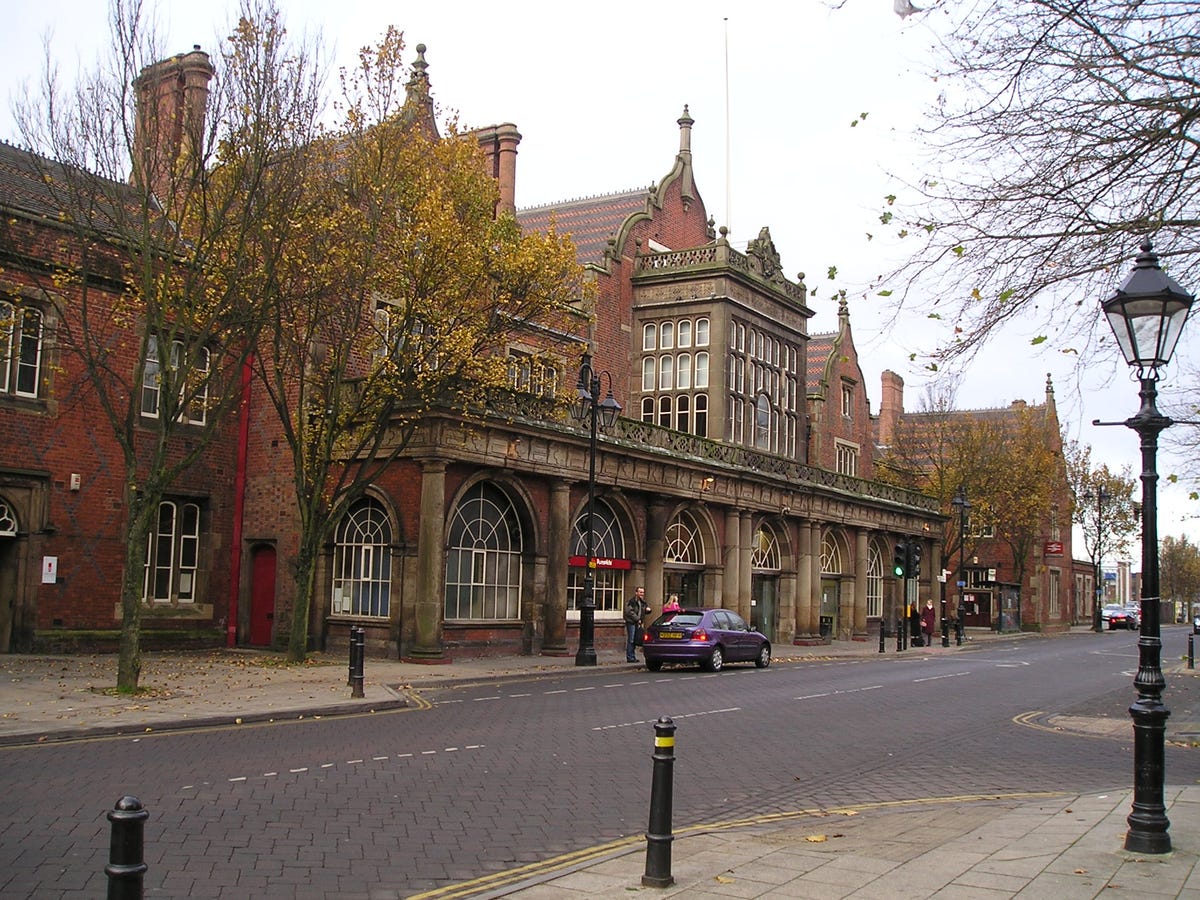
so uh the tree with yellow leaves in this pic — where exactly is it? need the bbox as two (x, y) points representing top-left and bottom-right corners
(10, 0), (323, 689)
(251, 28), (585, 660)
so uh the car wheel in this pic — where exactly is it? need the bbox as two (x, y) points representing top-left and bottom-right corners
(755, 645), (771, 669)
(704, 646), (724, 672)
(646, 659), (663, 672)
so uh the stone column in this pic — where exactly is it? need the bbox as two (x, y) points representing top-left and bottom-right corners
(853, 528), (869, 640)
(645, 500), (667, 608)
(543, 480), (571, 656)
(796, 520), (817, 642)
(723, 508), (740, 609)
(739, 513), (753, 622)
(407, 460), (447, 661)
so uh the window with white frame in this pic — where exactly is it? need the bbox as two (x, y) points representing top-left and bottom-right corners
(639, 316), (709, 437)
(373, 303), (437, 371)
(140, 338), (210, 425)
(867, 544), (883, 617)
(568, 500), (626, 615)
(727, 317), (800, 457)
(143, 499), (202, 603)
(506, 351), (557, 398)
(445, 482), (523, 620)
(0, 302), (43, 398)
(331, 498), (392, 617)
(841, 381), (854, 419)
(1048, 568), (1061, 618)
(834, 440), (859, 477)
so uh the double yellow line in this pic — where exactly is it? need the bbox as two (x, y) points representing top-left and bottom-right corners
(407, 792), (1064, 899)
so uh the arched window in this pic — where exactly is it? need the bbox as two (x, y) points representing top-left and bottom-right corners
(675, 394), (690, 433)
(751, 526), (780, 570)
(568, 499), (626, 614)
(867, 545), (883, 618)
(755, 394), (771, 448)
(660, 321), (674, 350)
(0, 498), (16, 537)
(445, 483), (522, 620)
(642, 322), (657, 351)
(676, 353), (691, 389)
(665, 512), (705, 565)
(331, 498), (392, 617)
(820, 535), (844, 575)
(658, 395), (672, 428)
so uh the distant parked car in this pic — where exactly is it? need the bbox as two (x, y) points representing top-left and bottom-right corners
(641, 608), (771, 672)
(1123, 603), (1140, 629)
(1193, 615), (1200, 635)
(1101, 604), (1133, 630)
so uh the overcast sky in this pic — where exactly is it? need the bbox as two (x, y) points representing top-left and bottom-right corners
(4, 0), (1194, 543)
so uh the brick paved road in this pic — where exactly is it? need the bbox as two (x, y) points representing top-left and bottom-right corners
(1, 634), (1196, 897)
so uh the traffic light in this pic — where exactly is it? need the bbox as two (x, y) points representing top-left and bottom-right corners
(909, 542), (922, 578)
(893, 541), (907, 578)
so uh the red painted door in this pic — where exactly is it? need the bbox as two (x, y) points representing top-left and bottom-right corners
(249, 546), (276, 646)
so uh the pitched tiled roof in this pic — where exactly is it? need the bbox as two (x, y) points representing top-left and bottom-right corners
(806, 331), (836, 386)
(517, 188), (652, 266)
(0, 140), (158, 237)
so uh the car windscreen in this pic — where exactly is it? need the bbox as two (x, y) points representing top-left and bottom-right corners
(652, 613), (702, 627)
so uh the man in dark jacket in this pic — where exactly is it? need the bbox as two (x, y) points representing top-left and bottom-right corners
(623, 586), (649, 663)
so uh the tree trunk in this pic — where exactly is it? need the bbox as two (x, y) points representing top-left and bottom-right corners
(116, 494), (156, 691)
(286, 539), (319, 662)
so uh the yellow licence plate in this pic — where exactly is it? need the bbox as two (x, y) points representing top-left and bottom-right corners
(658, 631), (684, 639)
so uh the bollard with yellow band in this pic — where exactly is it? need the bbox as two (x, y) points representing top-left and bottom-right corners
(642, 716), (676, 888)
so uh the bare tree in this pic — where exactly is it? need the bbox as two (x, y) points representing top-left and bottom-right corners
(9, 0), (322, 689)
(876, 1), (1200, 365)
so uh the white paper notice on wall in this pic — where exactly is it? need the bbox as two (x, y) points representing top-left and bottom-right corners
(42, 556), (58, 584)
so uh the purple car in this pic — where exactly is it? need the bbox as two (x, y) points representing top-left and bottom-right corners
(642, 607), (771, 672)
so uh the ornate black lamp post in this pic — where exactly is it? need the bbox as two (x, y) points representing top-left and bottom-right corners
(570, 352), (621, 667)
(951, 488), (970, 645)
(1081, 487), (1109, 631)
(1098, 240), (1193, 854)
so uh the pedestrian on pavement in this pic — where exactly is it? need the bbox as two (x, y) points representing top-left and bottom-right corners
(921, 598), (937, 647)
(663, 593), (682, 614)
(624, 586), (650, 662)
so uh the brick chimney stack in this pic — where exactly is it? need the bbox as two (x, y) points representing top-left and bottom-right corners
(878, 370), (905, 448)
(475, 124), (522, 217)
(132, 45), (214, 202)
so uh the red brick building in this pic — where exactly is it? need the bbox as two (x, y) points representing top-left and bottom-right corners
(1, 45), (944, 658)
(874, 371), (1074, 633)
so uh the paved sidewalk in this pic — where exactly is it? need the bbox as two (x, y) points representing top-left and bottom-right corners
(3, 627), (1198, 898)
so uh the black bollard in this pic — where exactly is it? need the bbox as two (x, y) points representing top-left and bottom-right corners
(896, 616), (903, 653)
(942, 616), (950, 648)
(1189, 633), (1194, 670)
(349, 626), (365, 698)
(642, 716), (676, 888)
(105, 795), (148, 900)
(956, 608), (964, 646)
(878, 622), (885, 653)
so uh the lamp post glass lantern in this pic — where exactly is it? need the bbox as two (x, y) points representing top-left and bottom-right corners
(571, 352), (621, 667)
(1099, 240), (1193, 854)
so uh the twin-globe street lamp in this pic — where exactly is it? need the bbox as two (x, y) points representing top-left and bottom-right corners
(951, 488), (970, 646)
(570, 352), (621, 667)
(1097, 240), (1193, 855)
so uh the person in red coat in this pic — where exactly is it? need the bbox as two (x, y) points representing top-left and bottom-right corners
(921, 598), (938, 647)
